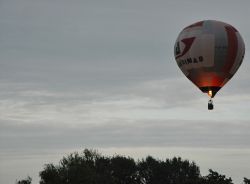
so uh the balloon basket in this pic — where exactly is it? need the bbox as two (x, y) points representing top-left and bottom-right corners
(208, 99), (214, 110)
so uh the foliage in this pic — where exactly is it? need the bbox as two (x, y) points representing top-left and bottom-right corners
(201, 169), (233, 184)
(244, 178), (250, 184)
(137, 156), (201, 184)
(39, 149), (201, 184)
(17, 149), (249, 184)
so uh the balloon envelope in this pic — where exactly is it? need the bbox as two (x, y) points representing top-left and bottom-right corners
(174, 20), (245, 97)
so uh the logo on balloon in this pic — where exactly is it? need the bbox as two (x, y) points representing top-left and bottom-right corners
(175, 37), (195, 59)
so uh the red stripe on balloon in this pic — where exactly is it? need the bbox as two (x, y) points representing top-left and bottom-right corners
(223, 26), (238, 73)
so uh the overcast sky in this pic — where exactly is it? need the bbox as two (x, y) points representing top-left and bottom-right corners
(0, 0), (250, 183)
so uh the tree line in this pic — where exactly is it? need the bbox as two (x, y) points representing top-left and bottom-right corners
(17, 149), (250, 184)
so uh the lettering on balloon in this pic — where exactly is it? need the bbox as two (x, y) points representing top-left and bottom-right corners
(177, 56), (204, 67)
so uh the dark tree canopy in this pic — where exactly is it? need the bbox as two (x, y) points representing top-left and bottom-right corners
(201, 169), (233, 184)
(244, 178), (250, 184)
(16, 149), (249, 184)
(39, 149), (202, 184)
(137, 156), (201, 184)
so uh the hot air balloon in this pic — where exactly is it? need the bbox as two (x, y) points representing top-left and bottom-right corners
(174, 20), (245, 110)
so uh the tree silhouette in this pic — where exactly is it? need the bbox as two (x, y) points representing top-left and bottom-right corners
(202, 169), (233, 184)
(137, 156), (201, 184)
(244, 178), (250, 184)
(110, 155), (139, 184)
(40, 150), (100, 184)
(17, 149), (249, 184)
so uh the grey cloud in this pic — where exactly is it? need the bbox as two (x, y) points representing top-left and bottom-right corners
(1, 119), (249, 154)
(0, 0), (178, 89)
